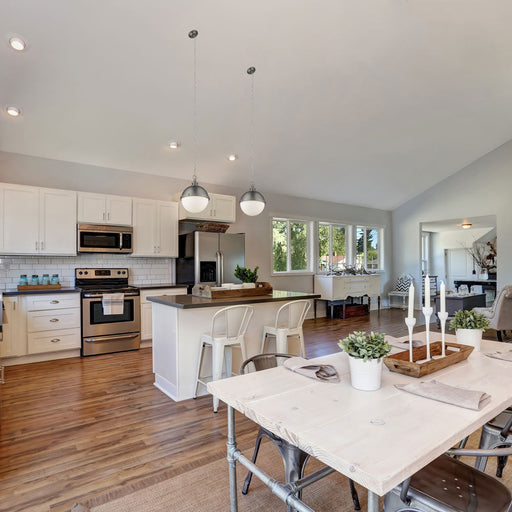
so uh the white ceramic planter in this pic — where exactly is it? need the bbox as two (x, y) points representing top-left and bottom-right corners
(456, 328), (483, 352)
(242, 283), (256, 289)
(348, 356), (383, 391)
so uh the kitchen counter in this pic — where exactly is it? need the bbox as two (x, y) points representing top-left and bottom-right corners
(150, 290), (319, 402)
(148, 290), (318, 309)
(3, 287), (80, 296)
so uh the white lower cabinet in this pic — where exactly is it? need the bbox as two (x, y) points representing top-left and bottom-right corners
(1, 293), (81, 359)
(141, 288), (187, 341)
(28, 328), (81, 354)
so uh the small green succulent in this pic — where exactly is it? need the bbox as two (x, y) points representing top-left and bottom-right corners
(338, 331), (391, 362)
(449, 310), (490, 331)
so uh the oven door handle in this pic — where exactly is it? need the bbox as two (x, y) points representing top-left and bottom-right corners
(82, 292), (139, 298)
(84, 333), (140, 343)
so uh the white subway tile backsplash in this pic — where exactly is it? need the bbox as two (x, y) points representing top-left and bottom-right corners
(0, 255), (174, 291)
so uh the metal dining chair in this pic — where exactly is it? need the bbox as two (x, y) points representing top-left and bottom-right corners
(193, 304), (254, 413)
(384, 445), (512, 512)
(240, 353), (361, 511)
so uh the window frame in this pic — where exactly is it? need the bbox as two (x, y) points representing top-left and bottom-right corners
(355, 225), (384, 272)
(271, 217), (314, 275)
(317, 222), (348, 274)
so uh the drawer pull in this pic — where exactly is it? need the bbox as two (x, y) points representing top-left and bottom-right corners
(50, 318), (59, 323)
(51, 338), (61, 343)
(50, 300), (60, 304)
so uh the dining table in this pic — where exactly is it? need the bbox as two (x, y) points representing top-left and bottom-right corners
(207, 334), (512, 512)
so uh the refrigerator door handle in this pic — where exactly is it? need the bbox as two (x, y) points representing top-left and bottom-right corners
(216, 251), (222, 287)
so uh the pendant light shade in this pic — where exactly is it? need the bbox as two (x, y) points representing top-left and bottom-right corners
(180, 178), (210, 213)
(239, 66), (266, 217)
(240, 184), (266, 216)
(180, 29), (210, 213)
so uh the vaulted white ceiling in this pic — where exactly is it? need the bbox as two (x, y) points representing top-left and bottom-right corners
(2, 1), (512, 210)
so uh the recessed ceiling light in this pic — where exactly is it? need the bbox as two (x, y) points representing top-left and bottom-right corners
(168, 141), (180, 150)
(461, 223), (472, 229)
(228, 154), (238, 162)
(6, 106), (21, 117)
(9, 37), (26, 51)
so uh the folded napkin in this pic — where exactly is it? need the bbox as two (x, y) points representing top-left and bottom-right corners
(284, 357), (340, 382)
(396, 380), (490, 411)
(486, 350), (512, 362)
(102, 293), (124, 315)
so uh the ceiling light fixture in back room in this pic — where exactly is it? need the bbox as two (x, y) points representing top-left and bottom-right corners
(239, 67), (266, 216)
(180, 29), (210, 214)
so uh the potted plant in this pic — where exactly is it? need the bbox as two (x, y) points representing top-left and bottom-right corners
(338, 331), (391, 391)
(449, 309), (490, 351)
(234, 265), (259, 288)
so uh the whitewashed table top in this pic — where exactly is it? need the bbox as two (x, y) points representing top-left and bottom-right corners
(208, 338), (512, 496)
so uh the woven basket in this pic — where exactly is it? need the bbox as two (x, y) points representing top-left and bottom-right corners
(195, 222), (229, 233)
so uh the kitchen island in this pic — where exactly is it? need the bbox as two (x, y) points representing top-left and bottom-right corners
(148, 291), (319, 401)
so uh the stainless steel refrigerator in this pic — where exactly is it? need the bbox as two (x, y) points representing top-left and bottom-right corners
(176, 232), (245, 287)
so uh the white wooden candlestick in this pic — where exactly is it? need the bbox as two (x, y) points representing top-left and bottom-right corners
(437, 311), (449, 357)
(422, 306), (433, 361)
(404, 316), (416, 363)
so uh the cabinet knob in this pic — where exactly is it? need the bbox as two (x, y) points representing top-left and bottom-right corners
(50, 318), (59, 323)
(50, 300), (60, 304)
(50, 338), (61, 343)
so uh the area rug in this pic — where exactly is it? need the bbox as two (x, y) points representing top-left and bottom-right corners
(64, 440), (374, 512)
(61, 430), (511, 512)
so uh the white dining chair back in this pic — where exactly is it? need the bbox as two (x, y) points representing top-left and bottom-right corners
(194, 305), (254, 413)
(261, 300), (310, 357)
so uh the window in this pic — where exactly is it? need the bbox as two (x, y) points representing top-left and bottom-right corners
(318, 223), (346, 272)
(421, 232), (430, 275)
(356, 226), (381, 270)
(272, 218), (311, 273)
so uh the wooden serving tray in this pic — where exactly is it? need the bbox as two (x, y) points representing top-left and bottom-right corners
(192, 282), (272, 299)
(384, 341), (474, 378)
(17, 284), (62, 291)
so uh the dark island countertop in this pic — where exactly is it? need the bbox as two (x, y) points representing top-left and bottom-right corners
(148, 291), (320, 309)
(3, 287), (80, 296)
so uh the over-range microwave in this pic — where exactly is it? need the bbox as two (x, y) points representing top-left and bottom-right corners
(78, 224), (133, 254)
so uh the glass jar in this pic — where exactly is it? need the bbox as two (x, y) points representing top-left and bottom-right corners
(30, 274), (39, 286)
(51, 274), (60, 285)
(19, 274), (28, 286)
(41, 274), (50, 285)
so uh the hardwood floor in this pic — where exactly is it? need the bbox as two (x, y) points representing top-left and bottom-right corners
(0, 310), (460, 511)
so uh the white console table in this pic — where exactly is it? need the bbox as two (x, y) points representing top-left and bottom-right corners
(314, 274), (381, 319)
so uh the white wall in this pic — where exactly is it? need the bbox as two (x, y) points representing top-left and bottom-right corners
(0, 150), (393, 294)
(393, 139), (512, 300)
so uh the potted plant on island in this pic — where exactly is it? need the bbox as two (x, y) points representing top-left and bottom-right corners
(449, 309), (490, 352)
(234, 265), (259, 288)
(338, 331), (391, 391)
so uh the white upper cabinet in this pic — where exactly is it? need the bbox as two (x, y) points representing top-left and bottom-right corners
(132, 199), (178, 257)
(178, 193), (236, 223)
(78, 192), (132, 225)
(39, 188), (77, 255)
(0, 184), (76, 255)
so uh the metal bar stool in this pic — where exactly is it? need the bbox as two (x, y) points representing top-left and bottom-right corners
(240, 353), (361, 512)
(193, 305), (254, 413)
(261, 300), (310, 357)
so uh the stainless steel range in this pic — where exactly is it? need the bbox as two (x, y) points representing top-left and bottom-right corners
(75, 268), (141, 356)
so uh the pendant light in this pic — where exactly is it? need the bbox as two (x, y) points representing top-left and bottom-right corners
(240, 67), (266, 216)
(180, 30), (210, 213)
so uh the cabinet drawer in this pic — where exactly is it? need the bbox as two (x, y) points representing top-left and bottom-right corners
(26, 293), (80, 311)
(141, 288), (188, 303)
(27, 308), (81, 332)
(28, 328), (81, 354)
